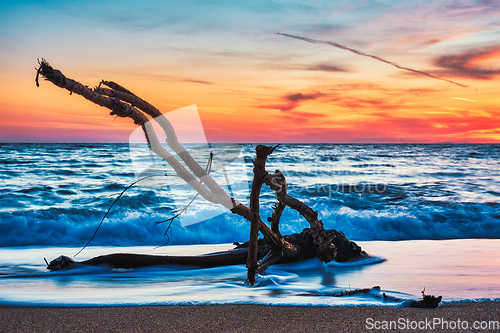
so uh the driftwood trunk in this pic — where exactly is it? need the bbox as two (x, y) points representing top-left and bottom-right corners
(36, 59), (366, 284)
(48, 227), (365, 271)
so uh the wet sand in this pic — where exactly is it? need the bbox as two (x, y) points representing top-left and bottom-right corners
(1, 302), (499, 332)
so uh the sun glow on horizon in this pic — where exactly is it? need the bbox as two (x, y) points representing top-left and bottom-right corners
(1, 1), (499, 143)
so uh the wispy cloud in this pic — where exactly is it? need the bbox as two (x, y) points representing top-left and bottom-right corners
(258, 88), (406, 115)
(434, 45), (500, 79)
(183, 79), (214, 85)
(305, 63), (348, 72)
(277, 33), (474, 89)
(285, 92), (322, 102)
(259, 91), (323, 112)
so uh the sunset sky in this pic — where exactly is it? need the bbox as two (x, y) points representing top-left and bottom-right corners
(1, 0), (499, 143)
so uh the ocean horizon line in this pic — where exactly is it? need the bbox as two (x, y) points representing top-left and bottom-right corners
(0, 141), (499, 145)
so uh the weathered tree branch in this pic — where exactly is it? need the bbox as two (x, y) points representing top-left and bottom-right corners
(263, 166), (336, 263)
(247, 144), (280, 284)
(37, 59), (366, 285)
(96, 82), (230, 204)
(269, 201), (286, 237)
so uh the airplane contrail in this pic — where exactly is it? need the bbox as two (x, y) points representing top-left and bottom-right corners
(277, 33), (474, 89)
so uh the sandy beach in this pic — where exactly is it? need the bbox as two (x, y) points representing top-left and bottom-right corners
(1, 302), (499, 332)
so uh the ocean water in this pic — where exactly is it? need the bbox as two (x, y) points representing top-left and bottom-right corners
(0, 143), (499, 306)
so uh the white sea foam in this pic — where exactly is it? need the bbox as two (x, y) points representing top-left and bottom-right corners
(0, 239), (499, 306)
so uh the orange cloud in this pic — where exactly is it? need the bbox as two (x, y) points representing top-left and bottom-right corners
(434, 45), (500, 79)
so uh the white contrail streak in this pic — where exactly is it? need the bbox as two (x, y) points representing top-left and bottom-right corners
(278, 33), (475, 89)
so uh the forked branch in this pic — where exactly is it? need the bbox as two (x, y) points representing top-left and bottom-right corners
(36, 59), (365, 285)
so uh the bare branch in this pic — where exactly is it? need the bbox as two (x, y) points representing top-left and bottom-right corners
(36, 60), (366, 285)
(269, 201), (286, 237)
(36, 59), (225, 205)
(96, 85), (231, 204)
(265, 169), (336, 263)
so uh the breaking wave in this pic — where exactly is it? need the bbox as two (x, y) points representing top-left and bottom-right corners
(0, 143), (499, 246)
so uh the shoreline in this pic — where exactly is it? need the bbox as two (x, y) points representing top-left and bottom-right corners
(1, 302), (499, 332)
